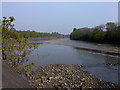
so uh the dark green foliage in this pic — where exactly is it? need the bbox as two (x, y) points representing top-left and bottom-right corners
(106, 22), (117, 31)
(73, 28), (77, 32)
(70, 22), (120, 44)
(15, 30), (62, 38)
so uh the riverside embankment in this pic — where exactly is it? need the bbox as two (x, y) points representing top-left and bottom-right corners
(2, 61), (32, 88)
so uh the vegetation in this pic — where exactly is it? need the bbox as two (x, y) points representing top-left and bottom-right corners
(1, 16), (38, 74)
(1, 16), (65, 75)
(15, 30), (62, 38)
(1, 16), (62, 39)
(70, 22), (120, 44)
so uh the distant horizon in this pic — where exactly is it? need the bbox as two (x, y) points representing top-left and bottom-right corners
(2, 2), (118, 34)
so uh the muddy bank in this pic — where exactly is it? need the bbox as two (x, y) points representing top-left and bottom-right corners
(29, 37), (58, 41)
(43, 39), (120, 56)
(2, 61), (32, 88)
(26, 64), (119, 89)
(44, 40), (69, 45)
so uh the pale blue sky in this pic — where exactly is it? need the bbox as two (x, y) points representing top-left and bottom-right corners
(2, 2), (118, 34)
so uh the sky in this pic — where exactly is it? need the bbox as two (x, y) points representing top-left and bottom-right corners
(2, 2), (118, 34)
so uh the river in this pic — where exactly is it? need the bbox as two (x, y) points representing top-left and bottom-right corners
(27, 38), (120, 85)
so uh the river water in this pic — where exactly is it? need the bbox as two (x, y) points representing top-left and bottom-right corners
(27, 38), (120, 85)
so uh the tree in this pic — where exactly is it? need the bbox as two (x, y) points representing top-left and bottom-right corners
(2, 16), (38, 75)
(73, 28), (77, 32)
(2, 16), (17, 38)
(70, 22), (120, 44)
(106, 22), (117, 31)
(94, 24), (105, 31)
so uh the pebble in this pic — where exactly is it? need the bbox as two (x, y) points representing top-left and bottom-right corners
(27, 64), (118, 89)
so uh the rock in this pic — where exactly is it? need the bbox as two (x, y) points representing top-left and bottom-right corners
(81, 78), (85, 81)
(27, 64), (118, 89)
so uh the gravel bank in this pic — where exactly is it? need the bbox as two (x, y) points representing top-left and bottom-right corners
(26, 64), (119, 89)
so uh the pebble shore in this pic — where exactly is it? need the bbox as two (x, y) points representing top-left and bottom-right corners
(26, 64), (119, 89)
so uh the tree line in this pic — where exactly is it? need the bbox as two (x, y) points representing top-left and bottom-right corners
(70, 22), (120, 44)
(1, 16), (62, 39)
(16, 30), (62, 38)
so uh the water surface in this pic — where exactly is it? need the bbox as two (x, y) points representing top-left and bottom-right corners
(27, 39), (120, 85)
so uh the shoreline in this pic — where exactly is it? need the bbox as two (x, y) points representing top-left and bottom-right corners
(2, 62), (119, 89)
(27, 64), (119, 88)
(43, 40), (120, 56)
(28, 37), (60, 41)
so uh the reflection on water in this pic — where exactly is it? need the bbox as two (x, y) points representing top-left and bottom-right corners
(26, 41), (119, 84)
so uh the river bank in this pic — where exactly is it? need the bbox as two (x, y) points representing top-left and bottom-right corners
(27, 64), (118, 89)
(28, 37), (60, 41)
(3, 61), (119, 89)
(43, 38), (120, 56)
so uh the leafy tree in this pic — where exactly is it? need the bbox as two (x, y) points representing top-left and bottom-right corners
(73, 28), (77, 32)
(2, 16), (38, 75)
(106, 22), (117, 31)
(94, 24), (105, 31)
